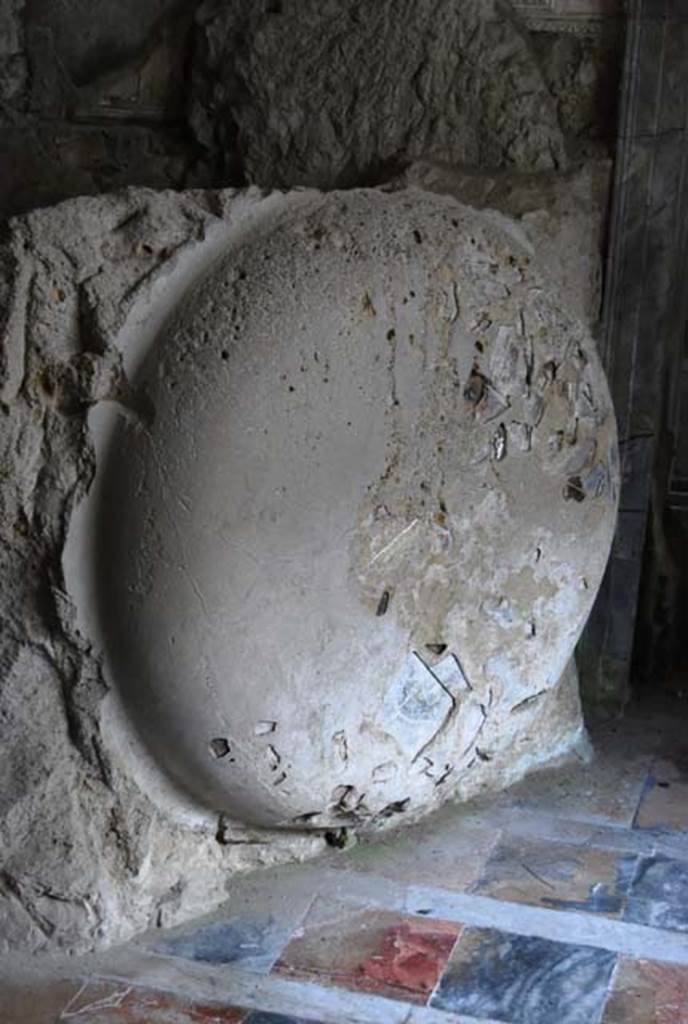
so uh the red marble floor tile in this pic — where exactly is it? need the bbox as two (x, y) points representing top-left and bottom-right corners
(273, 899), (461, 1005)
(0, 977), (81, 1024)
(602, 957), (688, 1024)
(59, 980), (248, 1023)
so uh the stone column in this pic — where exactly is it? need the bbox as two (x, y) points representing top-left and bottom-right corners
(579, 0), (688, 705)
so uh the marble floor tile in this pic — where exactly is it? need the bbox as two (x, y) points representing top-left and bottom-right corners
(0, 977), (81, 1024)
(601, 956), (688, 1024)
(471, 835), (637, 917)
(490, 725), (653, 827)
(59, 981), (247, 1023)
(431, 926), (617, 1024)
(59, 981), (248, 1023)
(153, 912), (297, 972)
(624, 854), (688, 932)
(328, 812), (500, 892)
(273, 897), (461, 1004)
(635, 757), (688, 832)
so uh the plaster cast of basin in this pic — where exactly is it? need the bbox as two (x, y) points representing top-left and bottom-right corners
(92, 189), (618, 828)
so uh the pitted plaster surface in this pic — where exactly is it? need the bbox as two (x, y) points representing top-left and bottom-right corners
(392, 159), (612, 326)
(82, 189), (617, 829)
(0, 183), (617, 952)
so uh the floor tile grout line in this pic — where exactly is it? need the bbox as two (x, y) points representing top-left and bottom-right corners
(427, 806), (688, 866)
(595, 954), (624, 1024)
(403, 885), (688, 963)
(293, 865), (688, 963)
(264, 888), (321, 973)
(58, 979), (88, 1019)
(90, 951), (512, 1024)
(425, 920), (464, 1011)
(624, 842), (647, 906)
(59, 981), (134, 1020)
(483, 803), (688, 851)
(630, 763), (657, 830)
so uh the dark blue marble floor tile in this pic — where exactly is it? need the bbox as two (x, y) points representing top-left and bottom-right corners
(153, 913), (292, 972)
(624, 854), (688, 932)
(431, 927), (617, 1024)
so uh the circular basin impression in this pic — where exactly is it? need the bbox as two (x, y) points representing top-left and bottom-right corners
(96, 189), (618, 829)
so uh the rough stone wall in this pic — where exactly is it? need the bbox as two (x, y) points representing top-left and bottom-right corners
(0, 183), (608, 953)
(0, 0), (204, 219)
(0, 0), (624, 221)
(0, 189), (328, 956)
(392, 159), (612, 327)
(0, 0), (26, 103)
(531, 25), (625, 162)
(190, 0), (567, 189)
